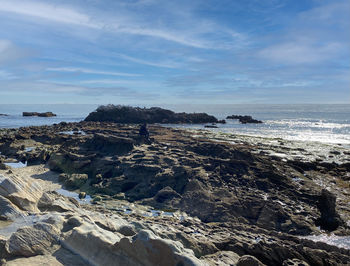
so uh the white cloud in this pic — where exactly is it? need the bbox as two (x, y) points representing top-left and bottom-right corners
(0, 39), (29, 64)
(0, 79), (85, 93)
(258, 42), (344, 64)
(0, 69), (16, 80)
(46, 67), (142, 77)
(0, 0), (243, 49)
(0, 40), (11, 53)
(79, 79), (161, 87)
(0, 0), (97, 28)
(116, 53), (182, 69)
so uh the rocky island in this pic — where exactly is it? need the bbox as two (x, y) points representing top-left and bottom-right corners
(85, 105), (219, 124)
(226, 115), (263, 124)
(22, 112), (57, 117)
(0, 106), (349, 265)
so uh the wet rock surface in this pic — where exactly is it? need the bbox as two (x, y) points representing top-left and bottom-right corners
(0, 121), (350, 265)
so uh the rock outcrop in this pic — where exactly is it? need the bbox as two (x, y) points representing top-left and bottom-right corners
(22, 112), (56, 117)
(85, 105), (218, 124)
(226, 115), (262, 124)
(316, 189), (343, 231)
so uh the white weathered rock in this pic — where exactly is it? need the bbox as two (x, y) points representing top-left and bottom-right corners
(38, 192), (80, 213)
(5, 222), (60, 257)
(0, 174), (43, 212)
(0, 195), (23, 220)
(62, 222), (124, 266)
(201, 251), (240, 265)
(115, 230), (202, 266)
(0, 175), (21, 197)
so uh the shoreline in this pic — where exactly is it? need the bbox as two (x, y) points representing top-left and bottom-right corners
(1, 121), (350, 265)
(182, 128), (350, 164)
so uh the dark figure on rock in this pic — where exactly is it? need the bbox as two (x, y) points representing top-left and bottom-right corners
(139, 123), (149, 138)
(316, 189), (343, 231)
(138, 123), (152, 144)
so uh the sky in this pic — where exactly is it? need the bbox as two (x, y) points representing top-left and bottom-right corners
(0, 0), (349, 104)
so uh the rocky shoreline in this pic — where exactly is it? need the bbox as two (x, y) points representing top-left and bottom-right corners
(1, 121), (350, 265)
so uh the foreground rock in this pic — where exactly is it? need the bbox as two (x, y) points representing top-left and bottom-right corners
(85, 105), (218, 124)
(0, 122), (350, 265)
(22, 112), (56, 117)
(226, 115), (262, 124)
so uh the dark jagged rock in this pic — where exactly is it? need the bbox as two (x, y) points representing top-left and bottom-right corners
(85, 105), (218, 124)
(0, 114), (8, 116)
(226, 115), (262, 124)
(204, 124), (218, 128)
(316, 189), (343, 231)
(22, 112), (57, 117)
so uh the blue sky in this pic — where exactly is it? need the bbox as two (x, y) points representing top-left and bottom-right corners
(0, 0), (349, 104)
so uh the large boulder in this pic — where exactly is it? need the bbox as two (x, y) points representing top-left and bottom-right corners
(0, 174), (42, 212)
(58, 173), (88, 190)
(316, 189), (343, 231)
(85, 105), (218, 124)
(62, 221), (202, 266)
(115, 230), (202, 266)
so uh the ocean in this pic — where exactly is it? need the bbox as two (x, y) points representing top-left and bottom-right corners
(0, 104), (349, 146)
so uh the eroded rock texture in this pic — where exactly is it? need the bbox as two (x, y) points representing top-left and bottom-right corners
(0, 121), (350, 265)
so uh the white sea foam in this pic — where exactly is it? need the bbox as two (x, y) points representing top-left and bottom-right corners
(302, 234), (350, 250)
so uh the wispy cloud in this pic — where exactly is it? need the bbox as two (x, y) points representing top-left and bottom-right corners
(0, 39), (29, 64)
(46, 67), (141, 77)
(0, 79), (156, 99)
(0, 0), (348, 104)
(0, 0), (244, 49)
(0, 0), (96, 28)
(256, 1), (350, 65)
(0, 70), (16, 80)
(115, 53), (182, 69)
(79, 79), (162, 89)
(258, 42), (345, 64)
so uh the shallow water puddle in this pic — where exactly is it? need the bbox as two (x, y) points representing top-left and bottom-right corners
(56, 188), (92, 204)
(0, 220), (13, 229)
(4, 161), (27, 168)
(0, 214), (41, 238)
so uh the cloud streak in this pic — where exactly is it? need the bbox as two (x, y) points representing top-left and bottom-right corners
(46, 67), (142, 77)
(115, 53), (182, 69)
(258, 42), (345, 64)
(0, 0), (96, 28)
(0, 0), (241, 49)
